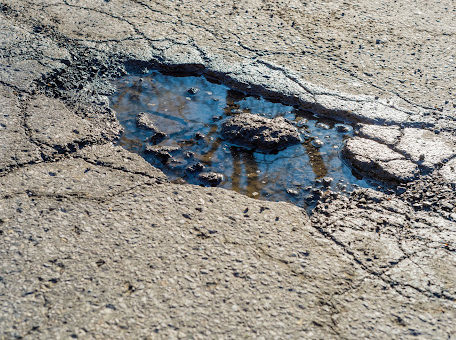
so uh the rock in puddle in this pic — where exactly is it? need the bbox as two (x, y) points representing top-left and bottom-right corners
(221, 113), (300, 153)
(198, 172), (224, 186)
(145, 145), (180, 163)
(148, 131), (167, 145)
(186, 162), (205, 173)
(136, 112), (168, 143)
(322, 177), (333, 187)
(335, 124), (351, 133)
(343, 137), (418, 183)
(136, 112), (158, 130)
(187, 87), (199, 95)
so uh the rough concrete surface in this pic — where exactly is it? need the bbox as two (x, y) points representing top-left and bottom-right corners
(0, 0), (455, 338)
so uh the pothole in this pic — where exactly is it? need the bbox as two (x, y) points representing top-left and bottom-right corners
(110, 70), (379, 210)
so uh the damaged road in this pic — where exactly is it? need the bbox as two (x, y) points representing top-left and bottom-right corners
(0, 0), (455, 338)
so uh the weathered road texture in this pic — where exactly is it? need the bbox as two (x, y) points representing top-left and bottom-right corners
(0, 0), (455, 338)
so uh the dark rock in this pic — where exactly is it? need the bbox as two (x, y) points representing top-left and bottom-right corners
(322, 177), (333, 187)
(396, 186), (407, 195)
(186, 162), (205, 173)
(145, 145), (179, 163)
(198, 172), (224, 186)
(148, 131), (167, 145)
(221, 113), (300, 152)
(194, 132), (205, 140)
(184, 151), (195, 159)
(336, 124), (351, 133)
(187, 87), (199, 95)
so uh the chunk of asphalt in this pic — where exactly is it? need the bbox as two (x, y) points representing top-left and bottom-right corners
(395, 128), (456, 170)
(358, 124), (402, 146)
(221, 113), (300, 153)
(343, 137), (418, 182)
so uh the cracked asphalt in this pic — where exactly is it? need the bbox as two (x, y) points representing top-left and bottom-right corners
(1, 0), (455, 338)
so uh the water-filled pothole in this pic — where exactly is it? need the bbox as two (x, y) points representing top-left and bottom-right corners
(110, 70), (376, 210)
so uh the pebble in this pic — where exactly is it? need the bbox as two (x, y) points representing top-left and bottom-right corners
(186, 162), (205, 173)
(144, 146), (179, 163)
(322, 177), (333, 187)
(336, 124), (351, 133)
(187, 87), (199, 95)
(286, 188), (299, 196)
(184, 151), (195, 159)
(198, 172), (224, 186)
(316, 122), (330, 130)
(195, 132), (205, 140)
(312, 139), (324, 148)
(148, 131), (167, 145)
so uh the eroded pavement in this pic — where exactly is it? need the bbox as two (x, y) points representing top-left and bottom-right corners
(0, 0), (455, 338)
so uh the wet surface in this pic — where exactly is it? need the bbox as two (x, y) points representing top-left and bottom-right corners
(110, 70), (376, 209)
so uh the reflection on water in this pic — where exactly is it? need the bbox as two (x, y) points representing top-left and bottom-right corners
(303, 140), (327, 179)
(110, 70), (374, 210)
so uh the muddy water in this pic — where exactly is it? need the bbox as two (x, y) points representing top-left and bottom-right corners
(110, 70), (375, 209)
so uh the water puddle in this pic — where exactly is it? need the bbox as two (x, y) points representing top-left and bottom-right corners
(110, 70), (375, 210)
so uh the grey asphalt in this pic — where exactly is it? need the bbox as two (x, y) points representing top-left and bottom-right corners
(0, 1), (455, 338)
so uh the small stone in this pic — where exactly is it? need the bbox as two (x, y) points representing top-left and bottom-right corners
(186, 162), (205, 173)
(171, 178), (187, 185)
(184, 151), (195, 159)
(336, 124), (351, 133)
(286, 188), (299, 196)
(148, 131), (167, 145)
(337, 183), (347, 191)
(187, 87), (199, 95)
(311, 188), (322, 196)
(194, 132), (205, 140)
(145, 145), (179, 163)
(322, 177), (333, 187)
(198, 172), (224, 186)
(316, 122), (330, 130)
(312, 139), (324, 148)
